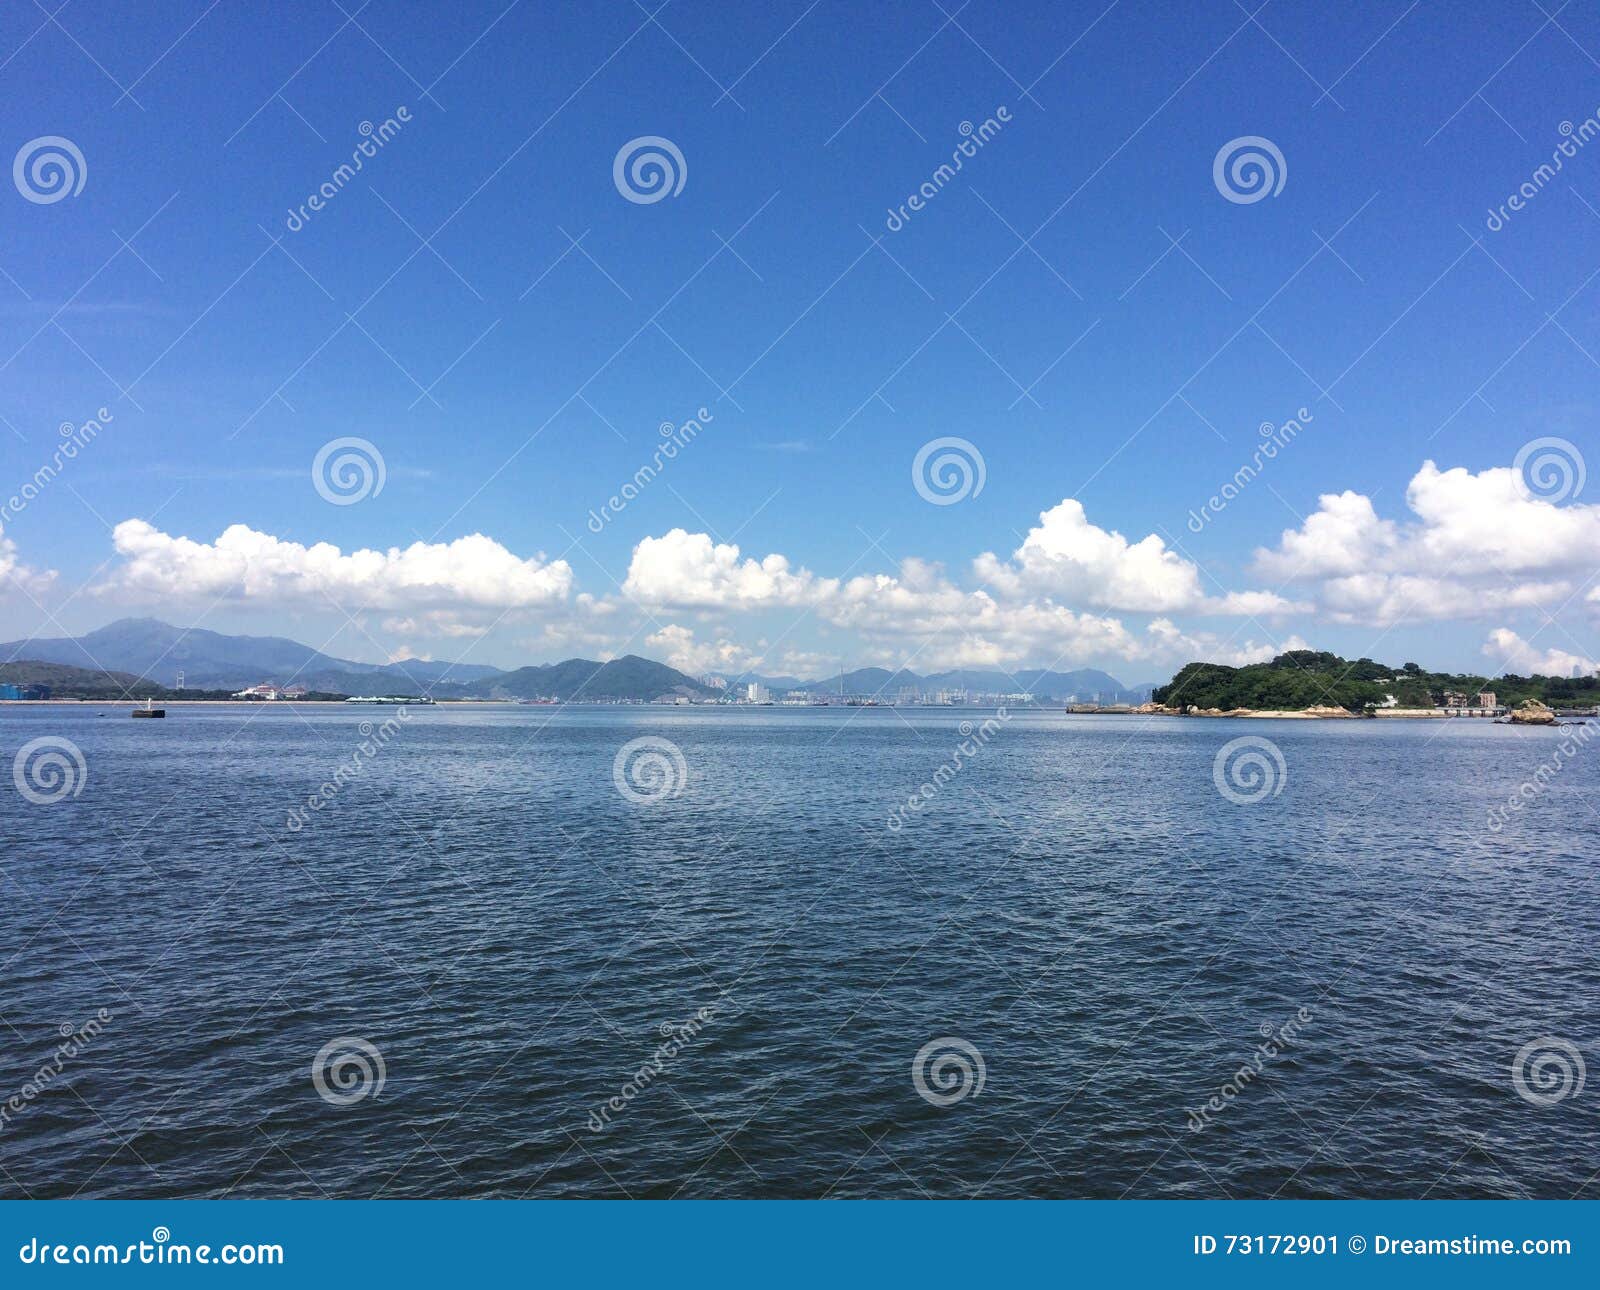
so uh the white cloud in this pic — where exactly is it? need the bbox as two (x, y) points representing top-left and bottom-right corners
(1253, 490), (1396, 581)
(104, 521), (573, 613)
(1482, 628), (1597, 678)
(1405, 462), (1600, 572)
(0, 535), (56, 597)
(382, 613), (488, 639)
(1255, 461), (1600, 623)
(1316, 573), (1571, 624)
(629, 500), (1320, 669)
(619, 527), (1296, 672)
(623, 530), (1146, 668)
(623, 529), (832, 609)
(622, 494), (1301, 674)
(1145, 619), (1311, 667)
(645, 624), (767, 675)
(976, 498), (1297, 614)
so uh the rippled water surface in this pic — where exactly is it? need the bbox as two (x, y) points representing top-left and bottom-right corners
(1, 704), (1595, 1198)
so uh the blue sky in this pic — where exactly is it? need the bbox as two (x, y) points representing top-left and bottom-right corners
(2, 0), (1598, 684)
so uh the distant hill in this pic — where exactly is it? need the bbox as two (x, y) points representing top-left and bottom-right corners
(1155, 649), (1600, 711)
(0, 618), (504, 692)
(795, 667), (922, 696)
(0, 659), (290, 700)
(459, 655), (714, 702)
(0, 659), (166, 699)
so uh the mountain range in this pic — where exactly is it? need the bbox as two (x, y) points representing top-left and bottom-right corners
(0, 618), (503, 693)
(0, 618), (1149, 702)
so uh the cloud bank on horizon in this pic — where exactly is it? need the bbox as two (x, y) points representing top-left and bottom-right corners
(3, 457), (1595, 680)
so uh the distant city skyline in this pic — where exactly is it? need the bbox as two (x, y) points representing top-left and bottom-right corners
(2, 1), (1598, 682)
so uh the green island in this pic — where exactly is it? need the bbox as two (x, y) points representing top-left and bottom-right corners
(1154, 650), (1600, 714)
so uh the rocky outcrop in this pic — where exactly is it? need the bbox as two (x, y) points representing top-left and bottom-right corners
(1508, 699), (1557, 725)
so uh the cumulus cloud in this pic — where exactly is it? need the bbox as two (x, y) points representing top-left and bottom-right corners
(1316, 573), (1571, 625)
(1253, 490), (1396, 581)
(1482, 628), (1597, 678)
(105, 521), (573, 613)
(976, 498), (1298, 614)
(1145, 619), (1312, 668)
(1405, 461), (1600, 571)
(623, 529), (830, 609)
(645, 624), (768, 675)
(631, 503), (1300, 625)
(618, 526), (1295, 671)
(622, 530), (1135, 666)
(1256, 461), (1600, 622)
(0, 535), (56, 597)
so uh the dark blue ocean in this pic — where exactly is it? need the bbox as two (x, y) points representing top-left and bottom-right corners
(1, 704), (1595, 1198)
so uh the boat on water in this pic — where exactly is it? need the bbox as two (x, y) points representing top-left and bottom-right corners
(131, 698), (165, 719)
(344, 695), (436, 705)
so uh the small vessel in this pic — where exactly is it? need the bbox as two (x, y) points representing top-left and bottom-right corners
(131, 698), (165, 719)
